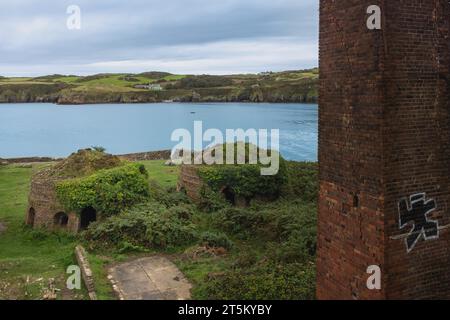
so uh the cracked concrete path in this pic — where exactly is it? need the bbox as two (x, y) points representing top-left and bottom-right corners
(108, 256), (192, 300)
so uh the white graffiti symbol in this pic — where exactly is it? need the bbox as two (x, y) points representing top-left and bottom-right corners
(398, 193), (439, 253)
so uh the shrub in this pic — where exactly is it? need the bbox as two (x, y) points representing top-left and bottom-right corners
(258, 200), (317, 263)
(199, 231), (233, 250)
(201, 262), (316, 300)
(148, 181), (191, 207)
(197, 143), (288, 202)
(199, 188), (230, 213)
(84, 201), (197, 249)
(282, 162), (318, 202)
(212, 207), (266, 239)
(117, 240), (147, 253)
(212, 199), (317, 263)
(56, 163), (149, 217)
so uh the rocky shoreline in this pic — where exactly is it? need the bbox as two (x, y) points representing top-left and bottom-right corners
(0, 90), (318, 105)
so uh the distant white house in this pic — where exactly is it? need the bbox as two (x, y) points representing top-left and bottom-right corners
(134, 83), (163, 91)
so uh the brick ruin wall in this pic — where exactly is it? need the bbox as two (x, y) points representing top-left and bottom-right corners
(27, 176), (79, 233)
(317, 0), (450, 299)
(178, 165), (204, 203)
(21, 150), (171, 233)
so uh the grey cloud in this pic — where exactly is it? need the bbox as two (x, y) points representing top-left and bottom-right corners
(0, 0), (318, 75)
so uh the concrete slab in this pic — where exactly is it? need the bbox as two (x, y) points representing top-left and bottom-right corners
(110, 263), (146, 282)
(108, 255), (192, 300)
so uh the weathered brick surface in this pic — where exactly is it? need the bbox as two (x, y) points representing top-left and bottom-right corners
(178, 165), (204, 203)
(75, 245), (97, 300)
(26, 172), (80, 233)
(317, 0), (450, 299)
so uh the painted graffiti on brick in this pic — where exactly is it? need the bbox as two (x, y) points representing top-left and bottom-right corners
(367, 5), (381, 30)
(398, 193), (439, 253)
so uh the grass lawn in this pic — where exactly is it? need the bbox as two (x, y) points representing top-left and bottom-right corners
(141, 160), (180, 188)
(0, 160), (179, 300)
(0, 164), (86, 299)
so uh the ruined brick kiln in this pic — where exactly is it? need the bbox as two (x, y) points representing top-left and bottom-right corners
(26, 149), (121, 233)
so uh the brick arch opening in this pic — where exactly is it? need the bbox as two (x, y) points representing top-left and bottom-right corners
(221, 186), (236, 205)
(80, 206), (97, 230)
(27, 207), (36, 227)
(54, 212), (69, 228)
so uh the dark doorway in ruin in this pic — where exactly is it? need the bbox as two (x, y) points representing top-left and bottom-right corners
(222, 186), (236, 205)
(54, 212), (69, 228)
(80, 206), (97, 230)
(27, 208), (36, 227)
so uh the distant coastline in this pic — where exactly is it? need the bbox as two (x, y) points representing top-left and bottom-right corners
(0, 69), (318, 105)
(0, 149), (171, 165)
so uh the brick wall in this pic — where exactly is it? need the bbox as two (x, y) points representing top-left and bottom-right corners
(178, 165), (204, 203)
(317, 0), (450, 299)
(27, 175), (80, 233)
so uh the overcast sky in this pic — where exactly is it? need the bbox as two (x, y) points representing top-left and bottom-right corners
(0, 0), (318, 76)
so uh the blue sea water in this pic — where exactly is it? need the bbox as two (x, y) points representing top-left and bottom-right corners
(0, 103), (318, 161)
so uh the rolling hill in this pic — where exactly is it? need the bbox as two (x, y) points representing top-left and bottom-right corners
(0, 69), (318, 105)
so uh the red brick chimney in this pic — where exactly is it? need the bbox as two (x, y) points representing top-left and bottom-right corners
(317, 0), (450, 299)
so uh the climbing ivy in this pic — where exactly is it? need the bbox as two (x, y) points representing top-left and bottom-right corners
(198, 158), (288, 201)
(56, 163), (149, 217)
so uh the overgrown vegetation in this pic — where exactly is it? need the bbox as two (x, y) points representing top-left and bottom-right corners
(56, 163), (149, 217)
(201, 262), (315, 300)
(199, 161), (287, 201)
(84, 188), (197, 250)
(0, 156), (318, 300)
(50, 148), (121, 179)
(282, 161), (318, 202)
(197, 143), (288, 203)
(84, 159), (318, 300)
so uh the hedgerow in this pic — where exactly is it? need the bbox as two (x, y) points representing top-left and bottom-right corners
(56, 163), (149, 217)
